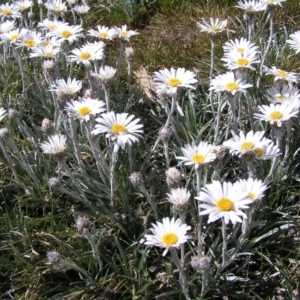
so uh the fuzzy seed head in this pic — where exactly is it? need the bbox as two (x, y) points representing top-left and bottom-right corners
(76, 216), (91, 232)
(191, 256), (211, 271)
(159, 127), (172, 141)
(49, 177), (61, 189)
(47, 251), (61, 264)
(166, 167), (182, 188)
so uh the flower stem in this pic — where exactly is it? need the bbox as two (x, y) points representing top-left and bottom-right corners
(221, 217), (227, 268)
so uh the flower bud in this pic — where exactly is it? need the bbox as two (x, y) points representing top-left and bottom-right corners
(159, 127), (172, 142)
(129, 172), (143, 188)
(49, 177), (61, 189)
(47, 251), (61, 264)
(8, 109), (18, 120)
(191, 256), (211, 271)
(41, 118), (55, 135)
(76, 216), (91, 232)
(125, 47), (134, 62)
(166, 167), (182, 188)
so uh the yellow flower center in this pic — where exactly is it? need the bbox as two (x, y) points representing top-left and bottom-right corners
(168, 78), (182, 87)
(217, 197), (234, 211)
(62, 30), (72, 38)
(66, 86), (73, 92)
(2, 9), (12, 15)
(49, 24), (57, 31)
(256, 148), (264, 158)
(277, 95), (285, 102)
(270, 111), (283, 120)
(43, 41), (52, 47)
(111, 124), (126, 134)
(25, 39), (36, 47)
(268, 0), (274, 3)
(78, 106), (91, 117)
(298, 42), (300, 48)
(162, 233), (178, 246)
(80, 52), (91, 60)
(237, 47), (245, 53)
(55, 5), (62, 11)
(225, 82), (239, 91)
(19, 5), (27, 11)
(10, 34), (19, 41)
(248, 192), (256, 200)
(211, 25), (220, 32)
(120, 31), (128, 37)
(236, 58), (249, 67)
(191, 154), (205, 164)
(99, 32), (108, 38)
(276, 69), (287, 78)
(241, 141), (254, 150)
(45, 51), (53, 57)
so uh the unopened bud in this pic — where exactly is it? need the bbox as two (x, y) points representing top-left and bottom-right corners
(41, 118), (55, 135)
(166, 167), (182, 188)
(191, 256), (211, 271)
(47, 251), (61, 264)
(76, 216), (91, 232)
(0, 128), (9, 139)
(129, 172), (143, 188)
(8, 109), (18, 119)
(125, 47), (134, 62)
(49, 177), (61, 189)
(159, 127), (172, 142)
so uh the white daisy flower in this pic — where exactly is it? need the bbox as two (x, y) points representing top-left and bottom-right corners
(236, 0), (266, 12)
(222, 49), (260, 70)
(264, 66), (299, 85)
(261, 0), (286, 7)
(0, 4), (21, 19)
(196, 18), (227, 35)
(38, 19), (68, 33)
(166, 188), (191, 211)
(2, 28), (27, 43)
(223, 37), (259, 55)
(286, 31), (300, 54)
(45, 0), (68, 14)
(88, 25), (117, 40)
(115, 24), (139, 41)
(68, 41), (105, 67)
(40, 134), (67, 158)
(266, 85), (300, 107)
(235, 178), (268, 202)
(72, 4), (90, 14)
(176, 142), (216, 169)
(0, 107), (7, 121)
(144, 217), (191, 256)
(91, 65), (116, 87)
(29, 45), (60, 59)
(253, 139), (280, 160)
(0, 20), (15, 33)
(15, 0), (33, 12)
(66, 97), (106, 122)
(210, 71), (252, 95)
(153, 67), (197, 95)
(92, 111), (143, 149)
(196, 181), (252, 225)
(254, 102), (299, 127)
(49, 77), (82, 97)
(16, 30), (43, 49)
(51, 24), (84, 44)
(223, 130), (266, 157)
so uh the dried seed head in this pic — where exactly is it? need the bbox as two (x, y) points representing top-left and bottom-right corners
(41, 118), (55, 135)
(191, 256), (211, 271)
(47, 251), (61, 264)
(159, 127), (172, 142)
(134, 67), (156, 102)
(76, 216), (91, 232)
(0, 127), (9, 139)
(166, 167), (182, 188)
(129, 172), (143, 188)
(125, 47), (134, 62)
(8, 109), (18, 120)
(49, 177), (61, 189)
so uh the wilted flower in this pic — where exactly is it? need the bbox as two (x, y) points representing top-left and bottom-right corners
(76, 216), (91, 232)
(159, 127), (172, 142)
(47, 251), (61, 264)
(166, 188), (191, 212)
(91, 65), (116, 87)
(129, 172), (143, 188)
(191, 256), (211, 271)
(166, 167), (182, 188)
